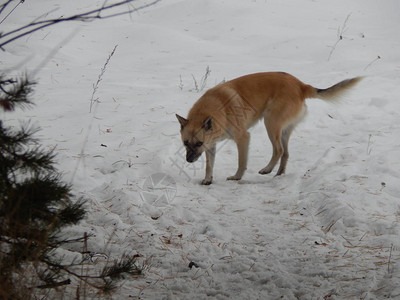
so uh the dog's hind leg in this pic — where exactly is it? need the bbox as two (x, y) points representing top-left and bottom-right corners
(276, 104), (307, 175)
(259, 116), (284, 175)
(276, 124), (295, 176)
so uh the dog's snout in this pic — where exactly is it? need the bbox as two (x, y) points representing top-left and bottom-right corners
(186, 151), (200, 163)
(186, 156), (195, 163)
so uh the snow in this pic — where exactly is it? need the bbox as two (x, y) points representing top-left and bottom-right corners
(2, 0), (400, 299)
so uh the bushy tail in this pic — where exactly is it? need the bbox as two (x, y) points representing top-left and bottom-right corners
(306, 77), (363, 101)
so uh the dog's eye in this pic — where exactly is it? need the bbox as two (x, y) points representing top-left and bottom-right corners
(195, 141), (203, 147)
(184, 140), (189, 146)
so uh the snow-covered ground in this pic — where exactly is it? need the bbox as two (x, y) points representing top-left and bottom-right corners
(3, 0), (400, 299)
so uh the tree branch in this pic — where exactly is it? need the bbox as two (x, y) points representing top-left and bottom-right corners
(0, 1), (23, 24)
(0, 0), (162, 50)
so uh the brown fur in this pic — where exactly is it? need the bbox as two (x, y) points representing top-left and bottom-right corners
(176, 72), (362, 184)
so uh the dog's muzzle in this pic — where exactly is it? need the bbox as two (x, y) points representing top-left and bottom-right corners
(186, 151), (201, 163)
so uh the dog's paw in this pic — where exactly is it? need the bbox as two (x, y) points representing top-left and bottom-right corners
(201, 178), (213, 185)
(258, 167), (272, 175)
(226, 175), (241, 181)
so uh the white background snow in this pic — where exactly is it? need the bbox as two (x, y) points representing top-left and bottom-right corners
(2, 0), (400, 299)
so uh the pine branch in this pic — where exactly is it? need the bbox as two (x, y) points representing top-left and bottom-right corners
(0, 1), (153, 297)
(101, 254), (142, 279)
(48, 232), (94, 249)
(37, 279), (71, 289)
(0, 75), (35, 111)
(56, 198), (87, 227)
(0, 121), (60, 185)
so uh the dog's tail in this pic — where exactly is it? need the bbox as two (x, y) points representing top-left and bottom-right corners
(305, 77), (363, 101)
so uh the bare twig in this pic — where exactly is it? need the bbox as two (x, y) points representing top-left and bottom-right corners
(70, 45), (118, 182)
(0, 1), (13, 16)
(178, 75), (184, 90)
(190, 66), (211, 92)
(0, 0), (162, 50)
(31, 27), (81, 77)
(322, 218), (340, 233)
(89, 44), (118, 113)
(367, 134), (373, 155)
(200, 66), (211, 91)
(388, 243), (393, 273)
(364, 56), (381, 71)
(327, 13), (351, 61)
(0, 0), (24, 24)
(80, 232), (89, 299)
(191, 74), (199, 92)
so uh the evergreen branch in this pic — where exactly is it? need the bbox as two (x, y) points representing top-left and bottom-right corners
(38, 258), (110, 292)
(101, 254), (142, 279)
(40, 257), (133, 294)
(0, 122), (40, 151)
(0, 75), (35, 111)
(37, 279), (71, 289)
(40, 253), (141, 291)
(0, 142), (56, 178)
(0, 1), (154, 297)
(48, 232), (94, 249)
(0, 121), (50, 185)
(56, 198), (87, 226)
(0, 78), (17, 95)
(0, 122), (55, 177)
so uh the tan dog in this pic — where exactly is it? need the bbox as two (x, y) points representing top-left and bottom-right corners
(176, 72), (361, 185)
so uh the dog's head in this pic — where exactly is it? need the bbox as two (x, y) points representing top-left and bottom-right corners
(176, 114), (214, 163)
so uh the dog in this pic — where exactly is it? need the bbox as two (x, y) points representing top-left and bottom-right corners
(176, 72), (361, 185)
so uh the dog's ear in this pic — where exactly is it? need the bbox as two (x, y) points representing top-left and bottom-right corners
(203, 117), (212, 131)
(176, 114), (188, 129)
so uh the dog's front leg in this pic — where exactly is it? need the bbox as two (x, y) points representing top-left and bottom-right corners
(227, 131), (250, 181)
(201, 144), (216, 185)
